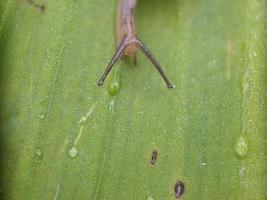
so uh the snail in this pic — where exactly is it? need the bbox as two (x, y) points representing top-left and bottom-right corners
(98, 0), (173, 88)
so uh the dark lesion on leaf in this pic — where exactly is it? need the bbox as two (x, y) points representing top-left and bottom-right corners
(150, 149), (158, 165)
(174, 181), (185, 199)
(26, 0), (45, 13)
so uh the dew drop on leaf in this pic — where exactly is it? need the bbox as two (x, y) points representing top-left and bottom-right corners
(235, 135), (249, 158)
(200, 160), (207, 167)
(68, 146), (78, 158)
(38, 113), (46, 120)
(107, 81), (120, 96)
(35, 149), (42, 158)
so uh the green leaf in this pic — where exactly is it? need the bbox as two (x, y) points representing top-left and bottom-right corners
(0, 0), (266, 199)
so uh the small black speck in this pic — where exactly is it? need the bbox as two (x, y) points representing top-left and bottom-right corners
(27, 0), (46, 13)
(150, 149), (158, 165)
(39, 5), (45, 13)
(174, 181), (185, 199)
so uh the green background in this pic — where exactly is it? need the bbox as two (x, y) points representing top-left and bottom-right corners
(0, 0), (266, 199)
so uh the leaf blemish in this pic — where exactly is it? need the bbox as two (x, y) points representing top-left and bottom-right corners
(75, 102), (97, 145)
(26, 0), (45, 13)
(150, 149), (158, 165)
(174, 181), (185, 199)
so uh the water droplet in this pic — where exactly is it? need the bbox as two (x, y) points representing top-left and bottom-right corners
(38, 113), (46, 119)
(200, 160), (207, 167)
(35, 149), (42, 156)
(235, 135), (249, 158)
(68, 146), (78, 158)
(35, 149), (43, 159)
(107, 81), (120, 96)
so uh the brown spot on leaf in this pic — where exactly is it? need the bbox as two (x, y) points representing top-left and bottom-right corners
(150, 149), (158, 165)
(26, 0), (45, 13)
(174, 181), (185, 199)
